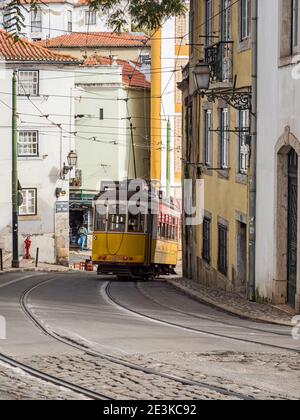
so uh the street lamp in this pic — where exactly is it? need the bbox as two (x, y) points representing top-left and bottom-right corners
(62, 150), (78, 179)
(193, 62), (211, 92)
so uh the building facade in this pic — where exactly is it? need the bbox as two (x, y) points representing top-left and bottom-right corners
(0, 0), (131, 41)
(256, 0), (300, 312)
(160, 1), (190, 201)
(0, 30), (79, 265)
(181, 0), (253, 295)
(69, 55), (151, 249)
(38, 32), (150, 63)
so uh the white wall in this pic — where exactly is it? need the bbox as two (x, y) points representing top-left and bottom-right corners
(256, 0), (300, 299)
(0, 1), (131, 41)
(0, 64), (76, 263)
(75, 64), (150, 191)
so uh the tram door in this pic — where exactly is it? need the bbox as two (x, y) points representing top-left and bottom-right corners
(287, 149), (298, 307)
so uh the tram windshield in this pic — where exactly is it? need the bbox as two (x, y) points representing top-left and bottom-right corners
(108, 205), (126, 232)
(128, 212), (146, 233)
(94, 202), (148, 234)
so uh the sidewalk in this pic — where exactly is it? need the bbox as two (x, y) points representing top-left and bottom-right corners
(0, 258), (71, 275)
(167, 277), (294, 327)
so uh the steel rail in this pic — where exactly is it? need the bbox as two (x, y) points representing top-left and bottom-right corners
(0, 351), (109, 400)
(136, 281), (292, 338)
(20, 278), (255, 401)
(106, 282), (299, 355)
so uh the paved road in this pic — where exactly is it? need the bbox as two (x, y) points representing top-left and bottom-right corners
(0, 272), (299, 399)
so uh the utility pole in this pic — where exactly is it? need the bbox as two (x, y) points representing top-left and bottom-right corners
(12, 70), (19, 268)
(166, 119), (171, 197)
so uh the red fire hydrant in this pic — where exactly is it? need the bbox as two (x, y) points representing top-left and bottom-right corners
(24, 236), (32, 260)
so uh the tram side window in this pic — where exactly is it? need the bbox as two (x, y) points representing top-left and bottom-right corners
(95, 209), (107, 232)
(128, 212), (145, 233)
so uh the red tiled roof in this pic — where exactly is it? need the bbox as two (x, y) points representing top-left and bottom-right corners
(20, 0), (70, 3)
(38, 32), (150, 49)
(19, 0), (92, 4)
(74, 0), (89, 5)
(0, 30), (81, 63)
(83, 55), (150, 89)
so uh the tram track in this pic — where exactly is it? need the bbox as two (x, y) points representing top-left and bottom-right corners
(105, 281), (300, 355)
(19, 277), (257, 400)
(135, 281), (292, 338)
(0, 350), (109, 400)
(0, 274), (109, 400)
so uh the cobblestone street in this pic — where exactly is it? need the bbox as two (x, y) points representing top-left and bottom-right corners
(0, 361), (88, 400)
(1, 350), (300, 400)
(0, 273), (299, 401)
(13, 351), (299, 400)
(168, 278), (294, 326)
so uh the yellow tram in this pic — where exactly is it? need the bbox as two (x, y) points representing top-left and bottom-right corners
(92, 181), (180, 279)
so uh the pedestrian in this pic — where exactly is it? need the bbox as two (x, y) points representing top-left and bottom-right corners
(77, 224), (88, 252)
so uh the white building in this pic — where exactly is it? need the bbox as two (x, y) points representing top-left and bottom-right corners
(256, 0), (300, 312)
(0, 0), (130, 41)
(0, 29), (80, 265)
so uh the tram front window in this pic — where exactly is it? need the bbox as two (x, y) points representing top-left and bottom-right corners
(128, 213), (145, 233)
(95, 208), (107, 232)
(108, 205), (126, 232)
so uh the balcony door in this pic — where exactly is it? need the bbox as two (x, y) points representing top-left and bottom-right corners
(221, 0), (231, 41)
(220, 0), (232, 82)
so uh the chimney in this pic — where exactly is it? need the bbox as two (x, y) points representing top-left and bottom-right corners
(110, 55), (118, 65)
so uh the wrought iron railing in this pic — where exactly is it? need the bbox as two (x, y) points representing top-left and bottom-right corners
(205, 41), (233, 84)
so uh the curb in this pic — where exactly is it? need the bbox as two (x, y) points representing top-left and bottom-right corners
(0, 268), (75, 275)
(166, 278), (293, 328)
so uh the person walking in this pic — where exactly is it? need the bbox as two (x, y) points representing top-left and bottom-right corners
(77, 224), (88, 252)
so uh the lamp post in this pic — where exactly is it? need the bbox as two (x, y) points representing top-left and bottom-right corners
(193, 62), (211, 92)
(62, 150), (78, 179)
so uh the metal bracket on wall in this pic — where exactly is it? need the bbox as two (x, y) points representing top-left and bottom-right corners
(206, 86), (252, 111)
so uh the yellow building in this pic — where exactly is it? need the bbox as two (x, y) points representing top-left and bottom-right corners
(151, 2), (190, 198)
(181, 0), (253, 295)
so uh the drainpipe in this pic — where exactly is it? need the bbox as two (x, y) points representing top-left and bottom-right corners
(248, 0), (258, 301)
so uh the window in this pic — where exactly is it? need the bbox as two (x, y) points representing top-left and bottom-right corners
(95, 209), (107, 232)
(3, 12), (12, 30)
(139, 54), (151, 65)
(108, 205), (126, 232)
(31, 10), (42, 32)
(99, 108), (104, 120)
(128, 212), (145, 233)
(85, 10), (97, 26)
(292, 0), (299, 48)
(219, 108), (229, 169)
(202, 217), (211, 263)
(18, 70), (39, 96)
(68, 10), (73, 33)
(205, 0), (213, 47)
(19, 189), (37, 216)
(238, 110), (250, 174)
(218, 223), (228, 275)
(18, 131), (39, 157)
(240, 0), (250, 40)
(204, 110), (212, 166)
(221, 0), (231, 41)
(190, 11), (195, 57)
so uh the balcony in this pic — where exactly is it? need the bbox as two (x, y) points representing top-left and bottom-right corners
(205, 41), (233, 84)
